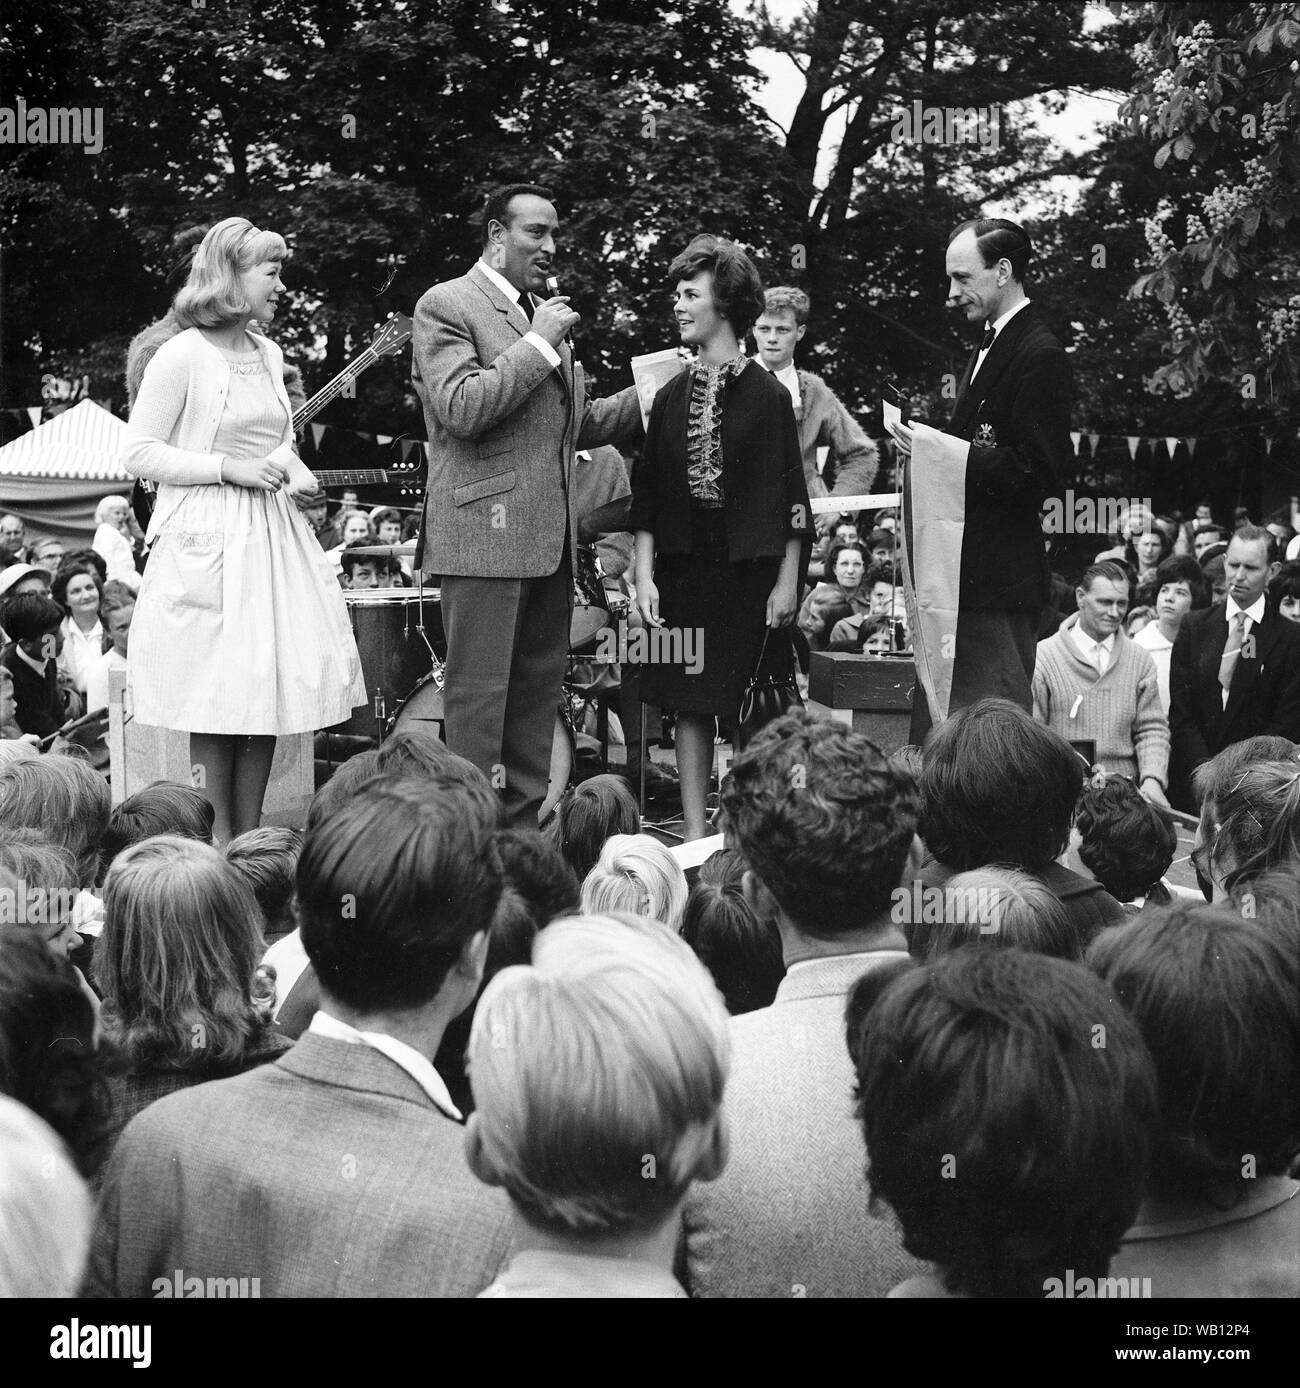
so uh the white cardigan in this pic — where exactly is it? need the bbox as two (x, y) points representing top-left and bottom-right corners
(122, 326), (294, 540)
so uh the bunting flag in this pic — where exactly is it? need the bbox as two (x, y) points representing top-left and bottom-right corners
(1185, 438), (1197, 458)
(311, 423), (326, 448)
(1265, 436), (1274, 454)
(900, 421), (969, 728)
(376, 434), (392, 446)
(1086, 433), (1099, 454)
(1126, 436), (1141, 459)
(1165, 437), (1180, 457)
(27, 407), (42, 429)
(1070, 431), (1081, 453)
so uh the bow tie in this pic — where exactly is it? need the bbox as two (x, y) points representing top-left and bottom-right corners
(981, 325), (996, 350)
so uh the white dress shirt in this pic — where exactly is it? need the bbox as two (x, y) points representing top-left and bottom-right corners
(59, 615), (104, 693)
(309, 1010), (462, 1121)
(476, 259), (561, 369)
(1221, 592), (1267, 707)
(971, 297), (1031, 382)
(1069, 621), (1115, 675)
(758, 358), (802, 410)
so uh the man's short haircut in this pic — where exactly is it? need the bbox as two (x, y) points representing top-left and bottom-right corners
(99, 780), (214, 878)
(948, 216), (1032, 282)
(468, 912), (730, 1233)
(1268, 558), (1300, 604)
(1089, 902), (1300, 1201)
(297, 773), (504, 1013)
(864, 558), (896, 589)
(681, 847), (785, 1014)
(305, 750), (383, 831)
(920, 699), (1083, 872)
(1153, 553), (1209, 607)
(580, 832), (689, 933)
(907, 866), (1082, 961)
(855, 947), (1156, 1297)
(762, 285), (811, 326)
(1074, 777), (1177, 903)
(667, 234), (765, 338)
(224, 826), (302, 935)
(374, 726), (461, 778)
(0, 754), (111, 887)
(1078, 560), (1130, 594)
(1231, 522), (1277, 563)
(2, 592), (63, 641)
(481, 183), (554, 246)
(720, 709), (919, 933)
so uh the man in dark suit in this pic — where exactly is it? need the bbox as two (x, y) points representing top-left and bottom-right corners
(891, 217), (1071, 744)
(85, 771), (514, 1298)
(411, 184), (642, 826)
(1169, 526), (1300, 810)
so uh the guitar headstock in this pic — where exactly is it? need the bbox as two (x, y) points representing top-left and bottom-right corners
(370, 312), (413, 359)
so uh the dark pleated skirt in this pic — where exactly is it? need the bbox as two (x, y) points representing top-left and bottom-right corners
(641, 508), (781, 717)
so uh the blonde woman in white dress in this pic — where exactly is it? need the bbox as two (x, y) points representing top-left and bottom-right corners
(124, 217), (364, 842)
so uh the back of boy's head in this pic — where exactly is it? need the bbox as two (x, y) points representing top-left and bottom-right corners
(908, 866), (1082, 961)
(466, 912), (730, 1234)
(680, 847), (784, 1014)
(2, 593), (63, 642)
(1074, 778), (1177, 902)
(720, 709), (918, 935)
(488, 829), (580, 974)
(99, 780), (214, 878)
(854, 947), (1156, 1298)
(546, 773), (639, 883)
(224, 826), (302, 931)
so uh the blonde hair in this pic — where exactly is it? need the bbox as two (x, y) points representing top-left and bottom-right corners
(172, 216), (289, 329)
(580, 833), (688, 932)
(0, 1095), (91, 1296)
(468, 912), (730, 1232)
(100, 836), (270, 1070)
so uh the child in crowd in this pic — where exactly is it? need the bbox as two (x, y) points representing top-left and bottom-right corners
(906, 865), (1082, 961)
(680, 847), (784, 1014)
(0, 593), (70, 738)
(99, 781), (215, 881)
(225, 826), (302, 946)
(467, 913), (730, 1297)
(1071, 775), (1177, 910)
(1267, 558), (1300, 623)
(580, 833), (688, 932)
(544, 773), (639, 884)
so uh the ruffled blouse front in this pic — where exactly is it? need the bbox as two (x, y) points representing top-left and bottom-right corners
(686, 355), (749, 508)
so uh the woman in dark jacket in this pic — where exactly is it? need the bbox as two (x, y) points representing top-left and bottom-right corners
(631, 235), (810, 839)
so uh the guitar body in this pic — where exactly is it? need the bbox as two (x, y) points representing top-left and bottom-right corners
(129, 313), (414, 530)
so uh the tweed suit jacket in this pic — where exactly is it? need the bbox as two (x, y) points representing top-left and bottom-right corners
(1169, 600), (1300, 793)
(682, 945), (927, 1299)
(84, 1032), (513, 1298)
(411, 264), (643, 579)
(948, 302), (1071, 612)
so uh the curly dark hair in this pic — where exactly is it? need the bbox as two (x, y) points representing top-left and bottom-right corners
(667, 234), (765, 339)
(1075, 777), (1177, 903)
(681, 847), (785, 1014)
(0, 921), (109, 1179)
(719, 709), (918, 933)
(855, 947), (1156, 1298)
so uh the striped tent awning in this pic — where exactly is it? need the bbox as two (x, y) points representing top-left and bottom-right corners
(0, 400), (128, 481)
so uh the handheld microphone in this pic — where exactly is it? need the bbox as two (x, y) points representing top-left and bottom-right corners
(545, 275), (573, 346)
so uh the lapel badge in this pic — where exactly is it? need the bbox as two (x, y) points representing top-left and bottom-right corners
(974, 422), (997, 447)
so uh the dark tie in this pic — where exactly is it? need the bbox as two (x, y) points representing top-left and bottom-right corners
(981, 325), (996, 350)
(519, 293), (533, 324)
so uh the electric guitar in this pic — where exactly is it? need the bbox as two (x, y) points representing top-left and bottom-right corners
(130, 312), (417, 529)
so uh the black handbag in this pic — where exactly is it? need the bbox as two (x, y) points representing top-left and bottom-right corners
(737, 626), (803, 750)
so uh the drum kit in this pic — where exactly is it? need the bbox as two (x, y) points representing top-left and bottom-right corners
(332, 541), (628, 823)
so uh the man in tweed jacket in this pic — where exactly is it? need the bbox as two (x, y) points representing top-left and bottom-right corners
(1031, 560), (1170, 801)
(682, 711), (927, 1298)
(411, 185), (642, 826)
(85, 773), (513, 1298)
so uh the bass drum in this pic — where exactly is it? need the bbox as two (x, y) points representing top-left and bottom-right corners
(388, 677), (576, 829)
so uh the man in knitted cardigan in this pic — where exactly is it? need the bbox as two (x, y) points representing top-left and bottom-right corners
(1031, 561), (1170, 805)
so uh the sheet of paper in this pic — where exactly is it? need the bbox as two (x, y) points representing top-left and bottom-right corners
(882, 398), (901, 433)
(631, 349), (688, 429)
